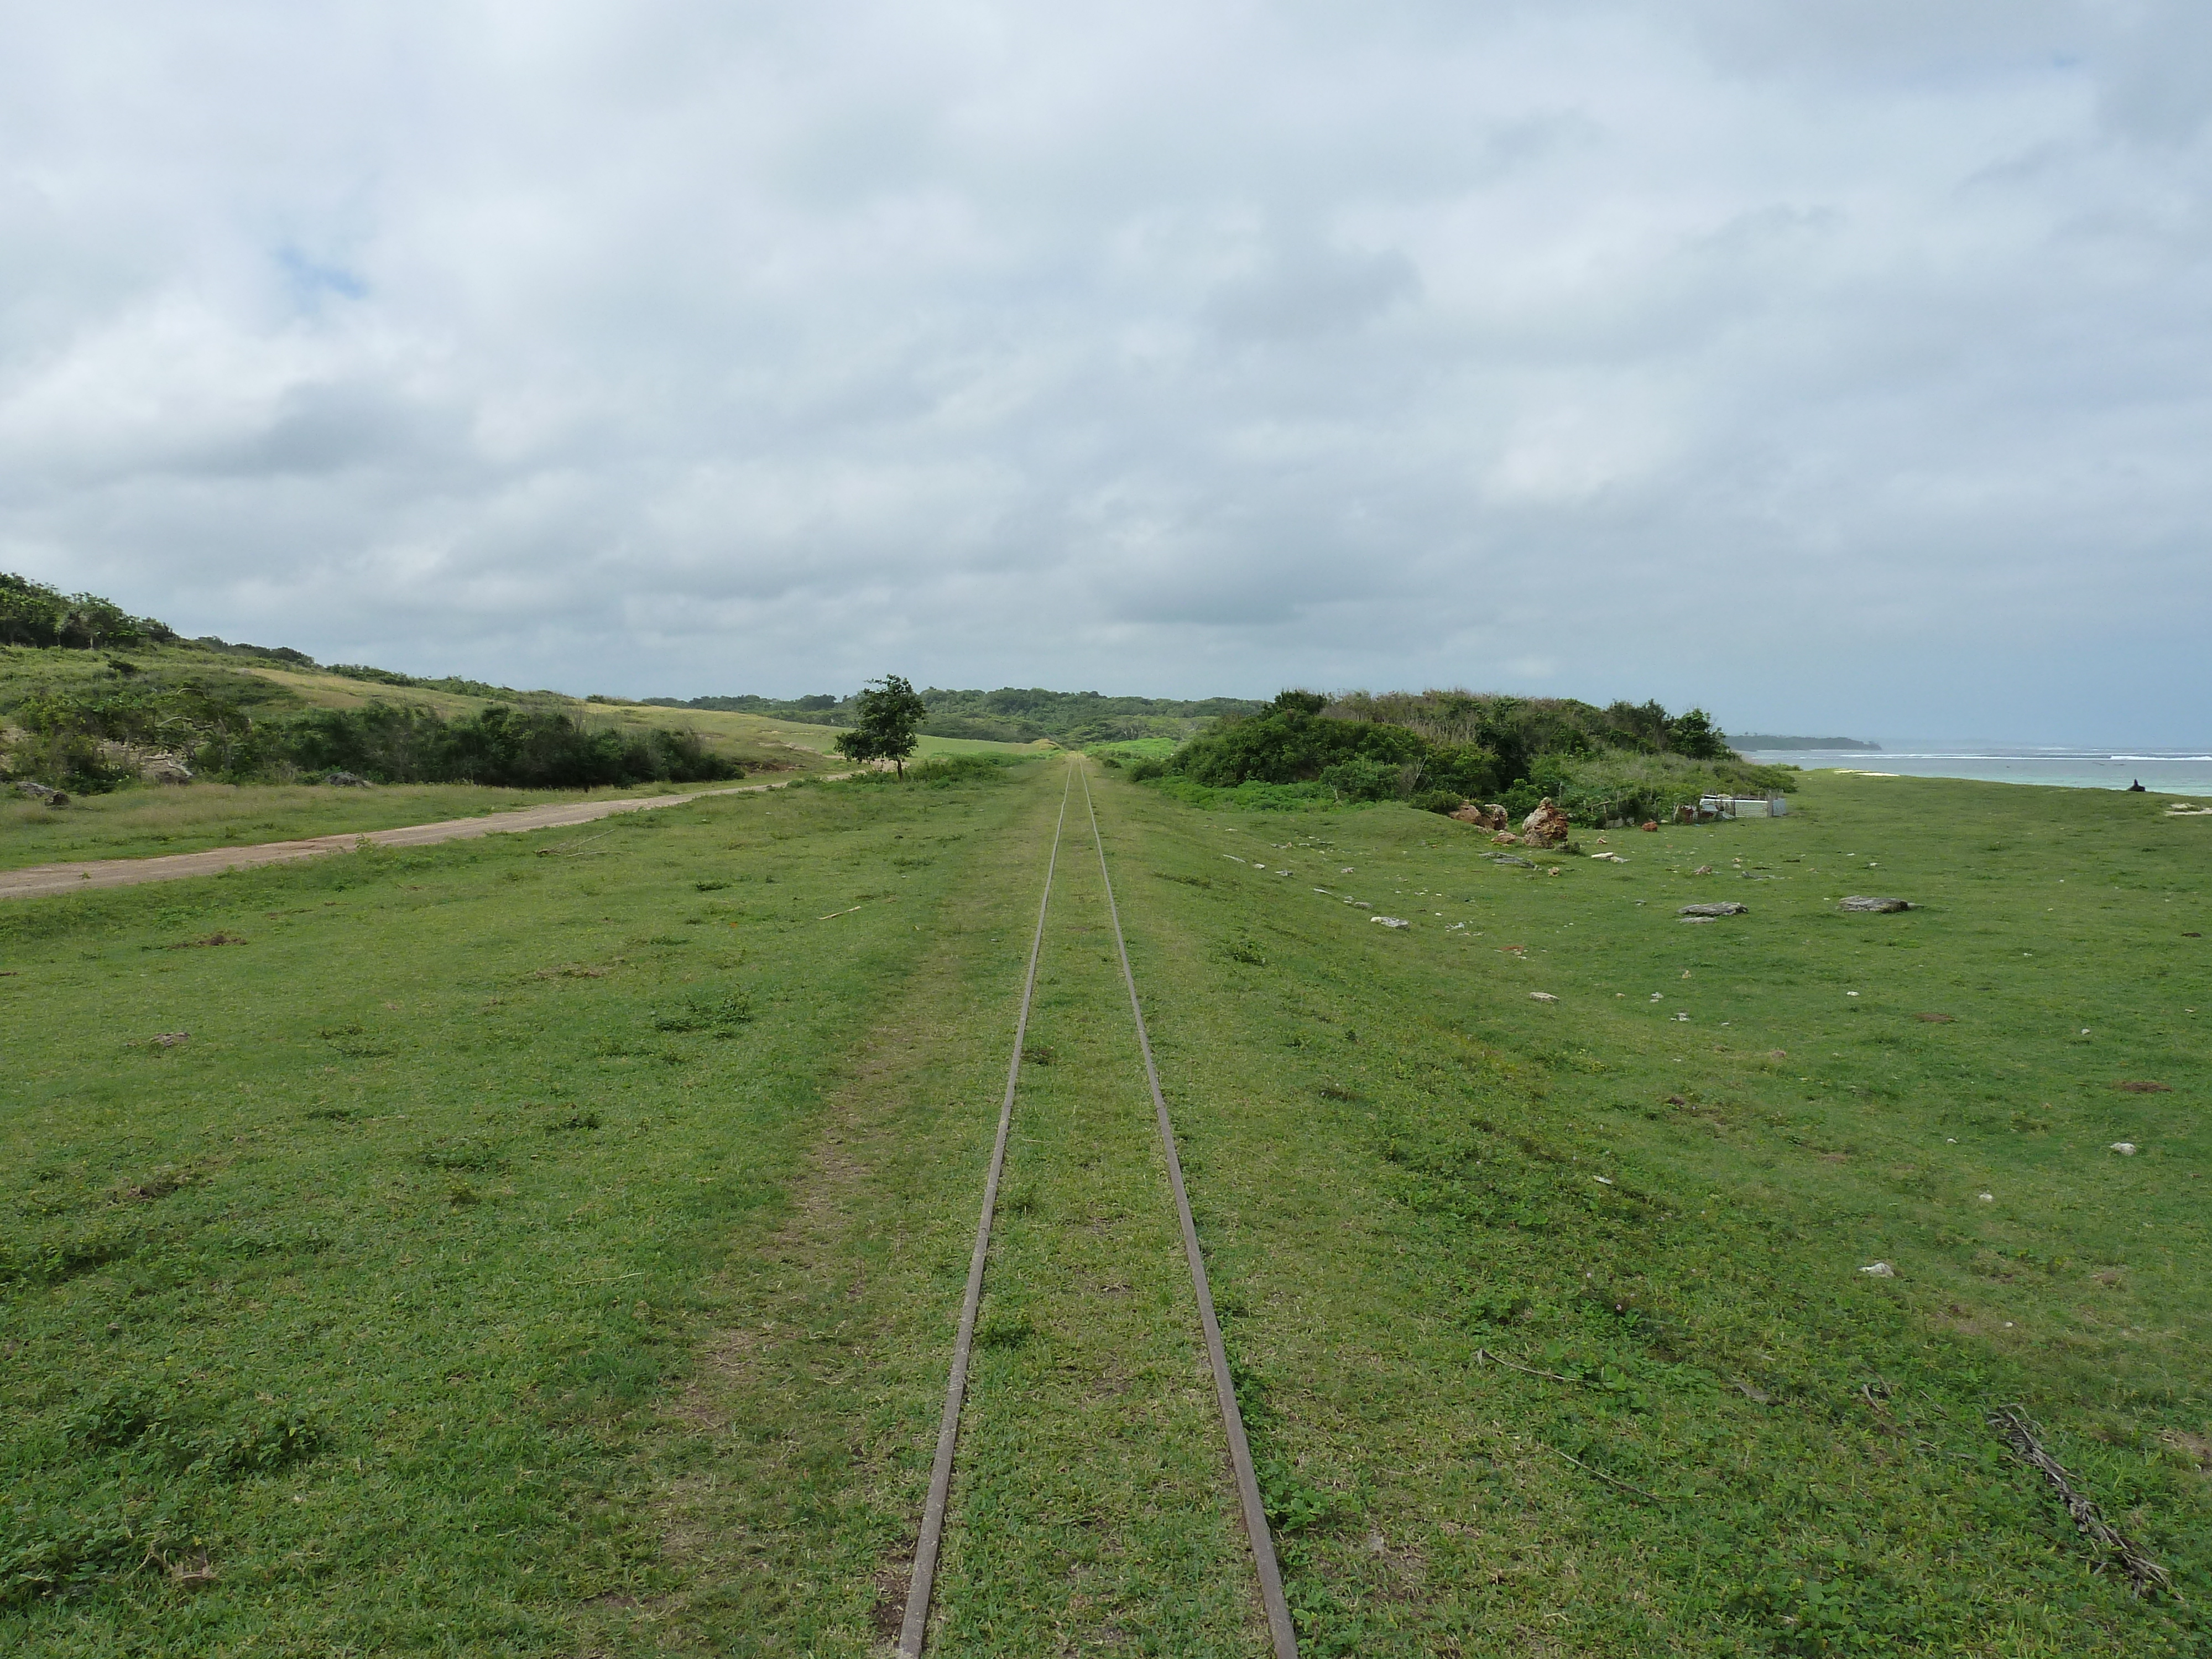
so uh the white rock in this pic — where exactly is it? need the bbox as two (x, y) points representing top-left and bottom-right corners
(1860, 1262), (1896, 1277)
(1978, 1192), (1995, 1202)
(1528, 992), (1557, 1003)
(1372, 916), (1409, 929)
(2110, 1141), (2138, 1155)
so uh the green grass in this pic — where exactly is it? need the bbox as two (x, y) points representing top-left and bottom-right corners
(0, 781), (742, 871)
(3, 764), (2207, 1654)
(1087, 737), (1181, 761)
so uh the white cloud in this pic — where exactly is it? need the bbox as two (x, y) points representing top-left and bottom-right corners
(0, 0), (2207, 738)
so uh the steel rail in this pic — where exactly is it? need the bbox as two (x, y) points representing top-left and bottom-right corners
(898, 760), (1075, 1658)
(1078, 763), (1300, 1659)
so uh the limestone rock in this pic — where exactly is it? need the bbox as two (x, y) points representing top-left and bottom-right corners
(1840, 896), (1910, 912)
(1520, 798), (1572, 846)
(1679, 902), (1749, 917)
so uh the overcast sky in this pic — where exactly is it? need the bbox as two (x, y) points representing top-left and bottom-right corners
(3, 2), (2207, 740)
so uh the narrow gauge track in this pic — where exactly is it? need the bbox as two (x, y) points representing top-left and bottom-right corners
(898, 759), (1297, 1658)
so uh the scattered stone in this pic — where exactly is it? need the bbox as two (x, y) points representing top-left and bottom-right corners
(1490, 854), (1532, 868)
(149, 1032), (191, 1048)
(1860, 1261), (1896, 1277)
(1840, 896), (1911, 912)
(1680, 916), (1714, 924)
(1371, 916), (1410, 929)
(15, 780), (70, 806)
(1665, 1094), (1686, 1105)
(1528, 992), (1558, 1003)
(1734, 1381), (1775, 1404)
(1979, 1192), (1995, 1202)
(2112, 1080), (2172, 1093)
(2109, 1142), (2138, 1155)
(1491, 831), (1520, 846)
(1693, 864), (1713, 876)
(324, 771), (372, 787)
(1679, 902), (1749, 918)
(1640, 821), (1658, 832)
(142, 758), (194, 785)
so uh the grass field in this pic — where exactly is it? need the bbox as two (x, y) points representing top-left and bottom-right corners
(0, 781), (761, 872)
(3, 765), (2206, 1655)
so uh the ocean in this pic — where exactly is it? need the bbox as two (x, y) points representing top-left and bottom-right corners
(1736, 745), (2212, 798)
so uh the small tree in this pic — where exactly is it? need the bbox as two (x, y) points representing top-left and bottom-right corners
(1668, 707), (1730, 760)
(835, 674), (928, 779)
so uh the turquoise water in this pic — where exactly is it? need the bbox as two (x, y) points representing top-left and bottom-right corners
(1739, 745), (2212, 798)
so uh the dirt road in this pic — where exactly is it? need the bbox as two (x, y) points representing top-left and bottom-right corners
(0, 778), (813, 902)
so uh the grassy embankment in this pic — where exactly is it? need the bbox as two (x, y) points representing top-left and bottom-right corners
(1, 643), (1046, 869)
(3, 764), (2207, 1655)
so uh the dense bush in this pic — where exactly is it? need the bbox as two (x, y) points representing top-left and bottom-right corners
(278, 704), (739, 788)
(1145, 686), (1788, 825)
(1160, 690), (1499, 802)
(2, 682), (739, 793)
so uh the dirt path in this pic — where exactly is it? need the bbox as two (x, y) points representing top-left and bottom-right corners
(0, 777), (827, 902)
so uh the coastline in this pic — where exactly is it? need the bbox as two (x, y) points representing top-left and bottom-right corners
(1739, 744), (2212, 796)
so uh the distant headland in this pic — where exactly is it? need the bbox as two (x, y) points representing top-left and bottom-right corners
(1730, 735), (1881, 752)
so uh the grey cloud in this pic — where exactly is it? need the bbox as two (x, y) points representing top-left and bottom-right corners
(1, 0), (2208, 740)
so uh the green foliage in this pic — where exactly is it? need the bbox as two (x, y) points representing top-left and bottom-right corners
(4, 678), (258, 792)
(654, 685), (1267, 744)
(1148, 687), (1783, 826)
(277, 702), (739, 789)
(0, 572), (174, 651)
(1547, 749), (1797, 826)
(0, 645), (702, 794)
(832, 674), (929, 778)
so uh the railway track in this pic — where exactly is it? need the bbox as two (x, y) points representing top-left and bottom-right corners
(897, 758), (1297, 1658)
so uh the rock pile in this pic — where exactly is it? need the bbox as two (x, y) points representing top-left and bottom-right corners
(1451, 802), (1509, 831)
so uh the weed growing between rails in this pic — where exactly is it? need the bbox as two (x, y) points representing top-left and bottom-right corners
(0, 761), (1045, 1654)
(901, 768), (1277, 1655)
(1078, 769), (2210, 1655)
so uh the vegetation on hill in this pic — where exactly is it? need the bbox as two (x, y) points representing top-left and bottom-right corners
(0, 572), (179, 651)
(648, 686), (1265, 745)
(1126, 689), (1793, 825)
(2, 571), (1773, 820)
(0, 574), (736, 794)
